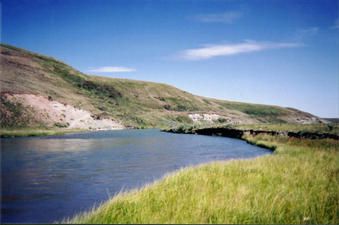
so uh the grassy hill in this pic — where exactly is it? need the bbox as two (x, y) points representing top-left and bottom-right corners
(0, 43), (322, 130)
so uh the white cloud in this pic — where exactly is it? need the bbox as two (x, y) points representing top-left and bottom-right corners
(88, 66), (135, 73)
(178, 41), (302, 60)
(195, 11), (243, 23)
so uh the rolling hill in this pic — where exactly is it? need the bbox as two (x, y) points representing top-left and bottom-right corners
(0, 43), (323, 130)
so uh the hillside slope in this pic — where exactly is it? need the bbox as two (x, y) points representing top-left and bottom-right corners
(0, 43), (323, 130)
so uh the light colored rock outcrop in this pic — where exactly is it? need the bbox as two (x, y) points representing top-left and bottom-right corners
(189, 113), (221, 123)
(6, 93), (124, 130)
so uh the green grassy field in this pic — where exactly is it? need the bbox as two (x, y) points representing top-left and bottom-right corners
(64, 133), (339, 224)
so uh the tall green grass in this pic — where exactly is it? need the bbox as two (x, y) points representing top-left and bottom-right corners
(65, 134), (338, 224)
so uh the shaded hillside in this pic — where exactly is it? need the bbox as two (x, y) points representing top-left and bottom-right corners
(0, 43), (323, 129)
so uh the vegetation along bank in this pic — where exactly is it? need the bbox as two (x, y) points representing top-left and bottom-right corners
(165, 124), (339, 140)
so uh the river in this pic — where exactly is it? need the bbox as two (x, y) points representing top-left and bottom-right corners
(1, 129), (272, 223)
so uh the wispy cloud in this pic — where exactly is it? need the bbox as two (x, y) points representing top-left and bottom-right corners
(88, 66), (135, 73)
(299, 27), (319, 36)
(295, 27), (319, 41)
(195, 11), (243, 23)
(178, 41), (302, 60)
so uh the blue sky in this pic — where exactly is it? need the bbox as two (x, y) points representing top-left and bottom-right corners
(2, 0), (339, 117)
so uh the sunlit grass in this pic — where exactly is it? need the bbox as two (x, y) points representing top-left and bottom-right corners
(232, 123), (339, 135)
(64, 134), (339, 224)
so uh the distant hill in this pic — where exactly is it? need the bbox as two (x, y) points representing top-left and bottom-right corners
(322, 118), (339, 123)
(0, 43), (324, 130)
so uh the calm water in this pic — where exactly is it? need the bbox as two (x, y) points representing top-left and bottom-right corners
(1, 129), (272, 223)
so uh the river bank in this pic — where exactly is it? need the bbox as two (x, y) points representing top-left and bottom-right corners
(165, 123), (339, 140)
(64, 126), (339, 224)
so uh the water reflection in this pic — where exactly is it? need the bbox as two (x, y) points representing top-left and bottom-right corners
(1, 129), (271, 223)
(3, 137), (132, 153)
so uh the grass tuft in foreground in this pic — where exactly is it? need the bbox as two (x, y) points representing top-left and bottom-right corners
(64, 134), (338, 224)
